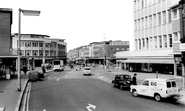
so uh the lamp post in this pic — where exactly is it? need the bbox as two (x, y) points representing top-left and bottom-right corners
(17, 8), (40, 91)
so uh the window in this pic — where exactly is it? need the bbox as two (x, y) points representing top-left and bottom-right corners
(151, 82), (157, 86)
(145, 0), (147, 7)
(139, 39), (141, 49)
(142, 80), (149, 86)
(20, 50), (24, 56)
(141, 0), (144, 8)
(142, 18), (144, 29)
(159, 36), (162, 48)
(163, 11), (166, 24)
(158, 12), (161, 25)
(111, 47), (114, 50)
(39, 50), (43, 56)
(142, 38), (145, 49)
(121, 47), (125, 50)
(138, 19), (140, 30)
(135, 20), (137, 31)
(150, 37), (153, 49)
(149, 15), (152, 27)
(173, 9), (177, 19)
(163, 35), (167, 48)
(168, 10), (171, 23)
(166, 82), (171, 88)
(25, 50), (31, 56)
(145, 17), (148, 28)
(146, 38), (149, 49)
(135, 39), (138, 50)
(32, 50), (38, 56)
(154, 36), (157, 48)
(153, 14), (156, 26)
(21, 41), (24, 47)
(172, 81), (176, 87)
(169, 34), (172, 47)
(39, 42), (43, 47)
(173, 32), (178, 41)
(32, 42), (38, 47)
(25, 41), (31, 47)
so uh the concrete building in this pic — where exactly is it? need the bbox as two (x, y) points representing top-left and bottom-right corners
(67, 40), (129, 66)
(116, 0), (181, 76)
(0, 8), (16, 78)
(12, 33), (67, 69)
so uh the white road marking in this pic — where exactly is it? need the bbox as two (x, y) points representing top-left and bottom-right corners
(86, 103), (96, 111)
(43, 109), (46, 111)
(97, 76), (112, 83)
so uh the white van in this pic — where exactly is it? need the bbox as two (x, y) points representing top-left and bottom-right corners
(53, 60), (64, 71)
(130, 78), (180, 102)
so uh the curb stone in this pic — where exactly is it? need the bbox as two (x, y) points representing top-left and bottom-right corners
(14, 79), (29, 111)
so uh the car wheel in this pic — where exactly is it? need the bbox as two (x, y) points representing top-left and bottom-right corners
(154, 94), (161, 102)
(113, 83), (116, 87)
(132, 89), (138, 97)
(120, 85), (123, 90)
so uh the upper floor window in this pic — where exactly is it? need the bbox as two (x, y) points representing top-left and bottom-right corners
(168, 10), (171, 23)
(145, 0), (147, 7)
(158, 12), (161, 25)
(145, 17), (148, 28)
(159, 36), (162, 48)
(153, 14), (156, 26)
(25, 41), (31, 47)
(149, 15), (152, 27)
(163, 35), (167, 48)
(173, 32), (178, 41)
(163, 11), (166, 24)
(173, 9), (177, 19)
(141, 0), (144, 9)
(169, 34), (172, 47)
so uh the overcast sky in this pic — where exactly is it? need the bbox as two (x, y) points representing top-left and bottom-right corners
(1, 0), (134, 51)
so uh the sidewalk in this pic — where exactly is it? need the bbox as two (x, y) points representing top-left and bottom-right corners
(105, 67), (185, 104)
(0, 74), (28, 111)
(0, 67), (52, 111)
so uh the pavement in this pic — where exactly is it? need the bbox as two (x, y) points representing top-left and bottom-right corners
(0, 68), (52, 111)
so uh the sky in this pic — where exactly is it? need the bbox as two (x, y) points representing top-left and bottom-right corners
(1, 0), (134, 52)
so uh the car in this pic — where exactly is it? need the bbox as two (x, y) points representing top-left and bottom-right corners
(130, 78), (180, 102)
(28, 70), (44, 82)
(83, 67), (91, 75)
(111, 74), (132, 90)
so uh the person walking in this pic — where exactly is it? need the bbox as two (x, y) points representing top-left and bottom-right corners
(132, 73), (137, 85)
(23, 65), (27, 75)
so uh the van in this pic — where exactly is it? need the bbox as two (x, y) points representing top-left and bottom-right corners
(130, 78), (180, 102)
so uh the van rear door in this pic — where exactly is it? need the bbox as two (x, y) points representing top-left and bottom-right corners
(166, 80), (178, 96)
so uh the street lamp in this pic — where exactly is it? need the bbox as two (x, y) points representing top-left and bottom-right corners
(17, 8), (41, 91)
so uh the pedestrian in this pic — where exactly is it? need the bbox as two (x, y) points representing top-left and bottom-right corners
(132, 73), (137, 85)
(23, 65), (27, 75)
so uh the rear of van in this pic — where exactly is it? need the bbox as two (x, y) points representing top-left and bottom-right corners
(164, 79), (179, 98)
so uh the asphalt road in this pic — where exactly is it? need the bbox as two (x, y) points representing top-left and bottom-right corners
(29, 67), (185, 111)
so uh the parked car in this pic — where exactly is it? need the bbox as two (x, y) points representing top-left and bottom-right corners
(28, 70), (44, 81)
(83, 67), (91, 75)
(130, 78), (180, 102)
(111, 74), (132, 90)
(53, 65), (65, 72)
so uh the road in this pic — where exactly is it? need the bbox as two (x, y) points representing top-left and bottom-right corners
(29, 67), (185, 111)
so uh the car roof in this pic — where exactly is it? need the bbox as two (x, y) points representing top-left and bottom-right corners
(84, 67), (90, 68)
(144, 78), (176, 82)
(116, 74), (130, 76)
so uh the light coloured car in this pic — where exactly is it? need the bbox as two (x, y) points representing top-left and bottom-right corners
(83, 67), (91, 75)
(130, 78), (180, 102)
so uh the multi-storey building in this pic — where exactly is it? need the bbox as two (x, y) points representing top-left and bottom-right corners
(116, 0), (181, 76)
(12, 33), (67, 69)
(67, 40), (129, 65)
(0, 8), (16, 77)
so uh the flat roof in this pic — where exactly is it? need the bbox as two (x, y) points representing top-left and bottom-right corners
(0, 8), (13, 24)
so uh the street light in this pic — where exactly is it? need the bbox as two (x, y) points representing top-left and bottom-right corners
(17, 8), (41, 91)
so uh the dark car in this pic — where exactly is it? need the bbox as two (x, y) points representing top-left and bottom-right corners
(111, 74), (132, 90)
(28, 70), (44, 82)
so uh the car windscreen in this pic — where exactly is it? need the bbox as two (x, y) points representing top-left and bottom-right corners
(84, 68), (90, 70)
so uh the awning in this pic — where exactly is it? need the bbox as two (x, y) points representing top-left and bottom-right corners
(123, 59), (174, 64)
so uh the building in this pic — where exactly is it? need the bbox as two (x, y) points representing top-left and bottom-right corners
(0, 8), (16, 77)
(12, 33), (67, 69)
(67, 40), (129, 66)
(116, 0), (181, 76)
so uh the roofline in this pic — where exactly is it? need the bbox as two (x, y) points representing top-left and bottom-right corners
(0, 8), (13, 24)
(12, 33), (50, 37)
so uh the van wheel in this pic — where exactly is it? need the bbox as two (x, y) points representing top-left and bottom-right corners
(154, 94), (161, 102)
(132, 89), (138, 97)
